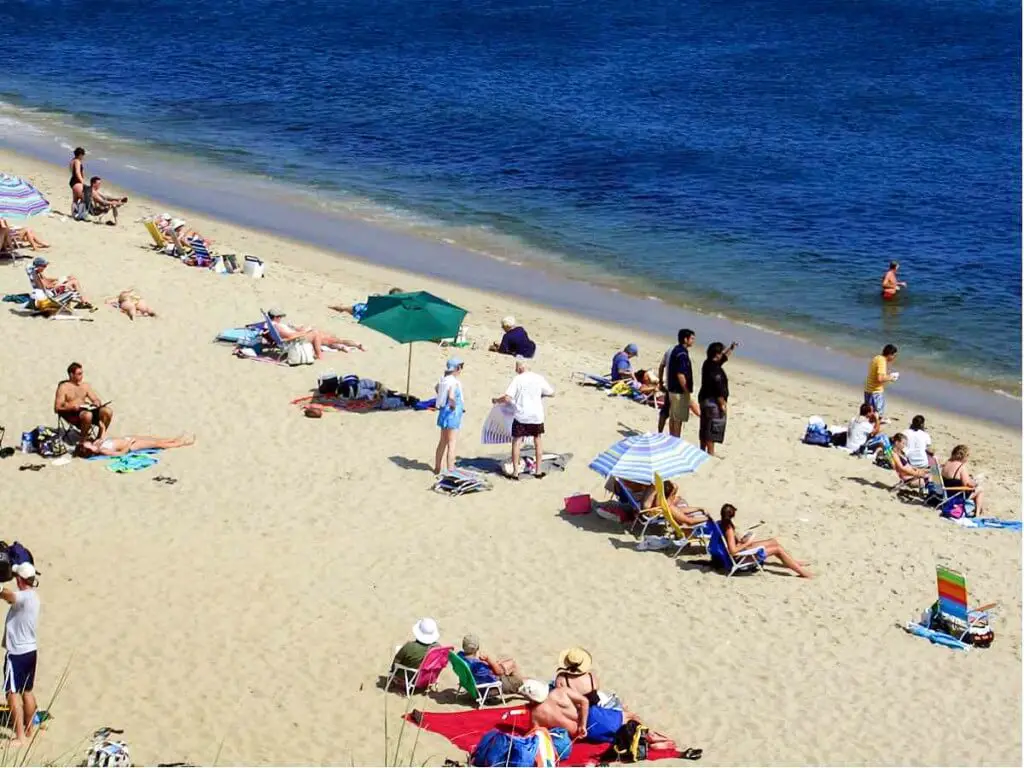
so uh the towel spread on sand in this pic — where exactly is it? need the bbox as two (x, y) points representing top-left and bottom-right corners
(84, 448), (162, 462)
(106, 454), (159, 473)
(943, 517), (1022, 531)
(404, 706), (680, 766)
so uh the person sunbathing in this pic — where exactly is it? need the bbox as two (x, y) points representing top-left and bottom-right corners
(78, 433), (195, 457)
(329, 287), (404, 320)
(86, 177), (128, 224)
(941, 444), (986, 515)
(112, 290), (157, 320)
(720, 503), (812, 578)
(267, 308), (365, 359)
(1, 219), (48, 249)
(31, 257), (92, 307)
(642, 480), (708, 528)
(890, 433), (929, 487)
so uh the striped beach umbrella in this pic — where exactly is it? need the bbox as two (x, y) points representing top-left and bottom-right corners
(0, 174), (50, 221)
(588, 432), (709, 483)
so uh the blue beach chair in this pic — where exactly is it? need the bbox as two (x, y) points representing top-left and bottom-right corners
(615, 478), (663, 537)
(706, 519), (765, 577)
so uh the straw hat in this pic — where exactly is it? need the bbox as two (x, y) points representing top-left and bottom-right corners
(557, 647), (593, 676)
(412, 617), (440, 645)
(519, 679), (549, 704)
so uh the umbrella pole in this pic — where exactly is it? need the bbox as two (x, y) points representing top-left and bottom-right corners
(405, 343), (412, 397)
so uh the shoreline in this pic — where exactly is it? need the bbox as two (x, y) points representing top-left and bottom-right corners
(1, 135), (1020, 427)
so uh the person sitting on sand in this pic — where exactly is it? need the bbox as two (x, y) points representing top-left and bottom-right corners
(85, 176), (128, 224)
(611, 344), (639, 381)
(941, 444), (986, 515)
(110, 289), (157, 320)
(391, 617), (440, 671)
(554, 647), (603, 706)
(267, 308), (366, 359)
(522, 678), (676, 749)
(458, 634), (524, 695)
(30, 257), (93, 307)
(881, 261), (907, 300)
(328, 287), (404, 320)
(1, 219), (48, 250)
(642, 480), (708, 528)
(78, 433), (195, 457)
(54, 362), (113, 447)
(719, 504), (812, 578)
(489, 316), (536, 358)
(890, 433), (929, 487)
(846, 402), (883, 455)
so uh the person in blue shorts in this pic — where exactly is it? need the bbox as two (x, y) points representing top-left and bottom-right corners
(433, 358), (465, 474)
(328, 286), (404, 320)
(1, 563), (40, 747)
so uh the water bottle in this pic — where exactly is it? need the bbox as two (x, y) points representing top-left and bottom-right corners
(20, 432), (33, 454)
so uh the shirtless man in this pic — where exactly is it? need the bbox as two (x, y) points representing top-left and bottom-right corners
(881, 261), (907, 300)
(53, 362), (113, 446)
(267, 308), (365, 360)
(87, 176), (128, 224)
(31, 257), (92, 307)
(521, 679), (589, 739)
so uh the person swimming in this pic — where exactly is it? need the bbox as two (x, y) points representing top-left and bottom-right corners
(881, 261), (907, 300)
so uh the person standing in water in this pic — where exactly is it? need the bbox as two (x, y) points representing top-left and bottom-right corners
(881, 261), (907, 300)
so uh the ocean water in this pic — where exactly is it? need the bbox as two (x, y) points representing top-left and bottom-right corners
(0, 0), (1020, 392)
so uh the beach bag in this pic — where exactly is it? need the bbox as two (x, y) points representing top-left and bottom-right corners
(317, 372), (340, 396)
(31, 426), (66, 458)
(286, 341), (315, 366)
(802, 425), (831, 447)
(470, 728), (564, 767)
(601, 721), (649, 764)
(6, 541), (34, 568)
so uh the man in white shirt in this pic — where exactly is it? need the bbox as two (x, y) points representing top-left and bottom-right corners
(492, 357), (555, 479)
(1, 563), (40, 747)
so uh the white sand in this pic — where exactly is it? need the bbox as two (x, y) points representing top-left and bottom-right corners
(0, 150), (1020, 766)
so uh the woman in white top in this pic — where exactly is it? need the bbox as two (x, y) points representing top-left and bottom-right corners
(903, 415), (932, 468)
(433, 358), (465, 475)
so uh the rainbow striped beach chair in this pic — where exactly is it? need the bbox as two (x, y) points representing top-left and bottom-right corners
(935, 565), (997, 643)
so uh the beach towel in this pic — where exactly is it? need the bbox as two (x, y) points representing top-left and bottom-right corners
(2, 293), (31, 304)
(943, 517), (1022, 531)
(106, 454), (159, 473)
(405, 707), (682, 766)
(84, 449), (162, 462)
(480, 403), (532, 446)
(291, 394), (381, 412)
(903, 622), (970, 651)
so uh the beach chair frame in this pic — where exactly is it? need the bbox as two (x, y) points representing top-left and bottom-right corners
(260, 309), (302, 361)
(448, 651), (505, 708)
(925, 457), (973, 511)
(26, 266), (80, 317)
(705, 518), (765, 577)
(935, 565), (997, 643)
(433, 468), (492, 496)
(653, 473), (710, 555)
(615, 479), (663, 537)
(386, 644), (453, 697)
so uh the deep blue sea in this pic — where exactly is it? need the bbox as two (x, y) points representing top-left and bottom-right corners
(1, 0), (1020, 392)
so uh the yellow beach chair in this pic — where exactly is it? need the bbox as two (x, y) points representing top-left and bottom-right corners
(654, 473), (710, 556)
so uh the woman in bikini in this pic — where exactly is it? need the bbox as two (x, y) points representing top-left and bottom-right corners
(78, 434), (195, 457)
(890, 433), (929, 488)
(941, 444), (985, 515)
(0, 219), (49, 250)
(69, 147), (86, 211)
(642, 480), (708, 527)
(720, 504), (812, 578)
(111, 289), (157, 320)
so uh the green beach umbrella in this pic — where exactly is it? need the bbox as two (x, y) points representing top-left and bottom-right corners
(358, 291), (468, 395)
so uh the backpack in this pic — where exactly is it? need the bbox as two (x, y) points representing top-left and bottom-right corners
(802, 426), (832, 448)
(7, 541), (34, 567)
(601, 720), (649, 764)
(31, 426), (66, 458)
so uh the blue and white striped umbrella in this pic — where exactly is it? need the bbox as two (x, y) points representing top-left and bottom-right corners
(0, 174), (50, 221)
(588, 432), (709, 483)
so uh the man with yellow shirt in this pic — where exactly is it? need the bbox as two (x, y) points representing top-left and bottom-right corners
(864, 344), (899, 420)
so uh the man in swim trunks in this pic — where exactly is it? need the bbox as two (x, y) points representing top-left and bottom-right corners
(328, 287), (404, 320)
(86, 176), (128, 225)
(881, 261), (907, 300)
(31, 257), (92, 308)
(54, 362), (113, 447)
(1, 563), (40, 748)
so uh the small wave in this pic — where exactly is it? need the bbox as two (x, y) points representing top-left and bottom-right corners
(992, 389), (1021, 400)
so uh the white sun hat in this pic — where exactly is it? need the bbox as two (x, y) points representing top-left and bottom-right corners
(412, 617), (440, 644)
(519, 679), (549, 704)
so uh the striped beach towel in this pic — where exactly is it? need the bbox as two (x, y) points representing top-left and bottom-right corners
(480, 403), (532, 446)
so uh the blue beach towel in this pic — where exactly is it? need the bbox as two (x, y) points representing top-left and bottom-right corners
(944, 517), (1022, 531)
(84, 448), (162, 462)
(106, 454), (159, 473)
(904, 622), (970, 651)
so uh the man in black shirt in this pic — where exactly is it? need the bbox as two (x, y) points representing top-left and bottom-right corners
(697, 341), (737, 456)
(665, 329), (699, 437)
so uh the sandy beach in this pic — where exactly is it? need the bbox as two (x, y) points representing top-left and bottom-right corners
(0, 149), (1020, 766)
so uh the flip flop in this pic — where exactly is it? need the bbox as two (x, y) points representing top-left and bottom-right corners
(679, 748), (703, 760)
(534, 472), (547, 480)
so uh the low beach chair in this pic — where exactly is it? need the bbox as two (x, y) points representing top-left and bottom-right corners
(616, 479), (662, 537)
(706, 519), (765, 577)
(188, 239), (215, 267)
(572, 372), (614, 389)
(260, 309), (302, 361)
(935, 565), (997, 643)
(448, 651), (505, 708)
(386, 645), (453, 697)
(143, 220), (169, 250)
(925, 456), (974, 513)
(654, 473), (710, 555)
(25, 266), (80, 317)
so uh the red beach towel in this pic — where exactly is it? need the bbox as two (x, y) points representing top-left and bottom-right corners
(404, 706), (681, 765)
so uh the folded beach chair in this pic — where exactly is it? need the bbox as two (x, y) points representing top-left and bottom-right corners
(25, 266), (80, 317)
(572, 372), (614, 389)
(386, 644), (453, 697)
(615, 479), (662, 537)
(448, 651), (506, 708)
(433, 467), (493, 496)
(934, 565), (998, 643)
(654, 473), (710, 555)
(705, 519), (765, 577)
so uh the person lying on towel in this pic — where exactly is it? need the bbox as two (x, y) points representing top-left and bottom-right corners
(520, 679), (676, 749)
(77, 434), (195, 458)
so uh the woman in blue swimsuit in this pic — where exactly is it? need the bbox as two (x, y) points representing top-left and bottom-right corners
(433, 358), (465, 475)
